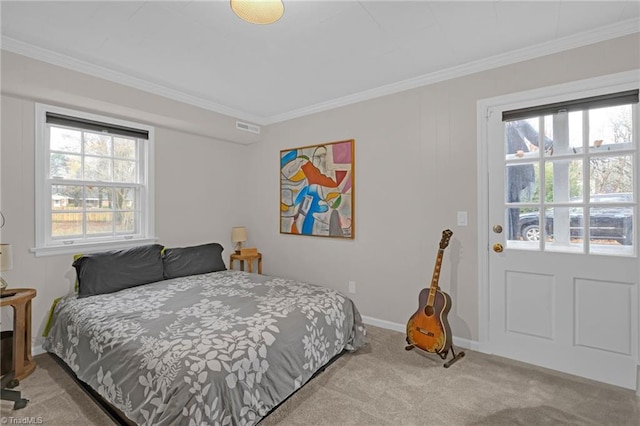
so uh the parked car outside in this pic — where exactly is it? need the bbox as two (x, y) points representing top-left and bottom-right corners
(517, 193), (634, 245)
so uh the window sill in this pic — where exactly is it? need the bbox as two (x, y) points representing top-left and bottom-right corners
(30, 238), (159, 257)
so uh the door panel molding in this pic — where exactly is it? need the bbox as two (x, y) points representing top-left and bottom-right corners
(574, 278), (633, 356)
(505, 271), (555, 340)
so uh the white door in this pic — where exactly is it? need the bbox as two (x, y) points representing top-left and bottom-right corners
(485, 79), (639, 390)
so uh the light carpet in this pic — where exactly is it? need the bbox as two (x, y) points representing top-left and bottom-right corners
(1, 325), (638, 425)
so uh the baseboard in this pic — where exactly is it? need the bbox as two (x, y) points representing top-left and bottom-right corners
(452, 336), (481, 351)
(32, 344), (46, 356)
(360, 315), (480, 351)
(361, 315), (405, 333)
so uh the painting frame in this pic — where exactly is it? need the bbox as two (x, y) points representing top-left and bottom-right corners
(280, 139), (355, 239)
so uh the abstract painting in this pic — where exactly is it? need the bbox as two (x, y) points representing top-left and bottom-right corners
(280, 139), (354, 238)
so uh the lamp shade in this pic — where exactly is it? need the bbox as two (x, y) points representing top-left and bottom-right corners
(0, 244), (13, 272)
(230, 0), (284, 25)
(231, 227), (248, 243)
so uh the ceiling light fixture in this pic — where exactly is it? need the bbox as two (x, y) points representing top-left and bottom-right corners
(230, 0), (284, 25)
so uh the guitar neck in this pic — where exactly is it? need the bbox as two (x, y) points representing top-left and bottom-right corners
(426, 249), (444, 307)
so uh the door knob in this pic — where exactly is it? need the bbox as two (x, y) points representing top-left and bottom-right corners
(493, 243), (503, 253)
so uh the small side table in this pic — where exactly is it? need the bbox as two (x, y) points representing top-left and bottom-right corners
(0, 288), (37, 382)
(230, 252), (262, 274)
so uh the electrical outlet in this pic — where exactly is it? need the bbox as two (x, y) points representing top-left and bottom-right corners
(348, 281), (356, 294)
(457, 211), (468, 226)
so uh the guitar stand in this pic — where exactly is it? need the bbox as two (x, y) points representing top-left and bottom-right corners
(405, 343), (465, 368)
(1, 372), (29, 410)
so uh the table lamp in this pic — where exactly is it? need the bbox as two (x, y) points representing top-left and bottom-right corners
(231, 227), (247, 254)
(0, 243), (13, 290)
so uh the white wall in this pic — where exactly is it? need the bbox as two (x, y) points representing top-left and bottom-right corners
(0, 54), (251, 347)
(1, 33), (638, 352)
(246, 33), (640, 344)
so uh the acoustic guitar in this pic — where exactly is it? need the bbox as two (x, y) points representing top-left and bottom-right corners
(406, 229), (464, 367)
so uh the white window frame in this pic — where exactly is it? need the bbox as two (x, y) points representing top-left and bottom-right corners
(32, 103), (156, 257)
(503, 106), (636, 256)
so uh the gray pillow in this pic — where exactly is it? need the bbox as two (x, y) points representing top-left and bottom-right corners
(162, 243), (226, 279)
(74, 244), (165, 298)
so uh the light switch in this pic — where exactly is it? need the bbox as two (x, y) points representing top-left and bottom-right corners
(457, 211), (468, 226)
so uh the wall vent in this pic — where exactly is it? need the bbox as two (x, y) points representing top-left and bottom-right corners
(236, 121), (261, 134)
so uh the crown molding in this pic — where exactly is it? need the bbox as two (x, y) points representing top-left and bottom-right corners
(0, 36), (268, 126)
(266, 18), (640, 124)
(2, 17), (638, 127)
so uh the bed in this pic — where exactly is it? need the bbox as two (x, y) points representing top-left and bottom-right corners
(43, 243), (367, 425)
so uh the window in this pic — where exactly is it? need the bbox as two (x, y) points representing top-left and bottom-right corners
(34, 104), (155, 256)
(502, 90), (638, 256)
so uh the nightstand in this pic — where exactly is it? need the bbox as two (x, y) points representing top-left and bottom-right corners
(0, 288), (37, 381)
(230, 252), (262, 274)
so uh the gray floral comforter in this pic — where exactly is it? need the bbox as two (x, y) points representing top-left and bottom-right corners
(43, 270), (367, 425)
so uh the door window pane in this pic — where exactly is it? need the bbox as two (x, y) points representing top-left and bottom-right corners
(545, 207), (584, 253)
(590, 155), (633, 197)
(506, 162), (539, 204)
(512, 208), (542, 244)
(589, 205), (634, 246)
(505, 119), (547, 160)
(589, 105), (633, 152)
(544, 159), (584, 202)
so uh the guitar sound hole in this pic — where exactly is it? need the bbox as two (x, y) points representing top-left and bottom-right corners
(424, 306), (434, 316)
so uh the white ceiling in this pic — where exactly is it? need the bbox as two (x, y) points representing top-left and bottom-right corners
(1, 1), (639, 125)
